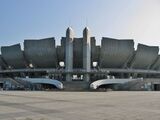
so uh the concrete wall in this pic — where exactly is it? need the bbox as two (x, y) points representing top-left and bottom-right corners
(151, 55), (160, 70)
(130, 44), (159, 69)
(100, 37), (134, 68)
(73, 38), (83, 68)
(0, 28), (160, 82)
(24, 37), (57, 68)
(0, 55), (7, 69)
(122, 78), (160, 91)
(1, 44), (26, 69)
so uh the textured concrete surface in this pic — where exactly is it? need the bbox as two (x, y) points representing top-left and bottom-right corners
(151, 55), (160, 70)
(65, 27), (74, 82)
(83, 27), (91, 82)
(100, 37), (134, 68)
(1, 44), (26, 68)
(130, 43), (159, 69)
(24, 38), (57, 68)
(0, 91), (160, 120)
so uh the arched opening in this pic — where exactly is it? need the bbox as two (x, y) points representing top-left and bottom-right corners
(35, 83), (59, 91)
(97, 84), (118, 91)
(0, 82), (3, 90)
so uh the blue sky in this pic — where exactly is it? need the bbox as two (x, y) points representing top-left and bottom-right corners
(0, 0), (160, 48)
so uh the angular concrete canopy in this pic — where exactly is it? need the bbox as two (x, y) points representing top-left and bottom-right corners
(100, 37), (134, 68)
(1, 44), (26, 69)
(130, 44), (159, 69)
(24, 37), (57, 68)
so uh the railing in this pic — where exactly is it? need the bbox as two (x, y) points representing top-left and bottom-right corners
(0, 68), (160, 74)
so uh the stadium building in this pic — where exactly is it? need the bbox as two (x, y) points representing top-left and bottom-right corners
(0, 27), (160, 91)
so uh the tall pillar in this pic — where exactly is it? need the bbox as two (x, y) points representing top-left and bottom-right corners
(65, 27), (74, 81)
(83, 27), (91, 82)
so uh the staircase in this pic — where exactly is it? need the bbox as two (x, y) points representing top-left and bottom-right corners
(62, 81), (90, 91)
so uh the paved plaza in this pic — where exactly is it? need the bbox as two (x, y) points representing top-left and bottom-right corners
(0, 91), (160, 120)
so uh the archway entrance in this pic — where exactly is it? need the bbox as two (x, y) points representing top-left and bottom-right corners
(37, 83), (58, 91)
(153, 84), (160, 91)
(97, 84), (119, 91)
(0, 82), (3, 90)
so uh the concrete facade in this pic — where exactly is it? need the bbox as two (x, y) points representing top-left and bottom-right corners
(0, 27), (160, 90)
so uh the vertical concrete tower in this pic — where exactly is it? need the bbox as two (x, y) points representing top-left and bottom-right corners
(65, 27), (74, 81)
(83, 27), (91, 82)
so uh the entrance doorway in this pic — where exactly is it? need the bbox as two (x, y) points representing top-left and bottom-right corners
(0, 83), (3, 90)
(153, 84), (160, 91)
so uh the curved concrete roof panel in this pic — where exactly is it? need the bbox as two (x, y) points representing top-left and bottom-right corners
(24, 37), (57, 68)
(1, 44), (26, 69)
(100, 37), (134, 68)
(130, 44), (159, 69)
(151, 55), (160, 70)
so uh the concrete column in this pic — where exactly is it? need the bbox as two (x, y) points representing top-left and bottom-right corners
(83, 27), (91, 82)
(65, 27), (74, 81)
